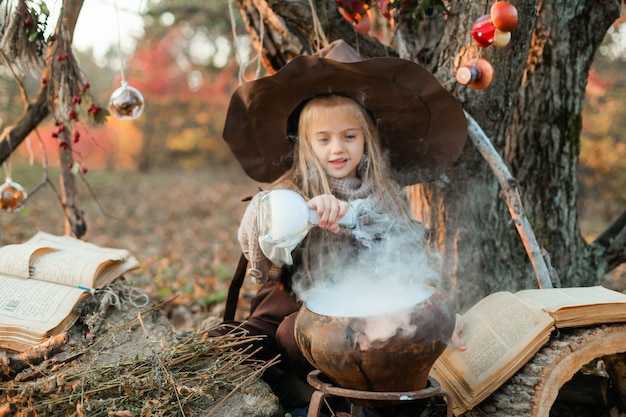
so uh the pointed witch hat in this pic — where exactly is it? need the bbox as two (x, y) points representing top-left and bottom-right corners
(222, 40), (467, 186)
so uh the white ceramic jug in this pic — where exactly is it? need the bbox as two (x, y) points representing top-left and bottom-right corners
(258, 189), (356, 249)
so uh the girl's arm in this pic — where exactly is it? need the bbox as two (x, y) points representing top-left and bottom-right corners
(238, 192), (271, 277)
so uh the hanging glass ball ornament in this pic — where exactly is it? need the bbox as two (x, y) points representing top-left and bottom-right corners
(108, 81), (145, 120)
(0, 178), (27, 212)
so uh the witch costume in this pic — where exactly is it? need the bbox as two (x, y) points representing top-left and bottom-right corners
(215, 39), (468, 412)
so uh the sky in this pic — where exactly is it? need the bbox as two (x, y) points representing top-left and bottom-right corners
(72, 0), (146, 64)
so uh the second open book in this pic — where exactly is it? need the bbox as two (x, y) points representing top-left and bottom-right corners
(429, 285), (626, 415)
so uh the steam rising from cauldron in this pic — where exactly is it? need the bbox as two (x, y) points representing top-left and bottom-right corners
(292, 195), (444, 346)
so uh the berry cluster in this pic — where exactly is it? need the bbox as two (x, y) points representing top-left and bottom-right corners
(48, 81), (108, 175)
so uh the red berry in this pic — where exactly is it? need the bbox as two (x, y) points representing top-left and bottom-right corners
(24, 17), (34, 25)
(68, 110), (78, 120)
(59, 141), (68, 150)
(80, 166), (87, 174)
(56, 54), (68, 62)
(73, 131), (80, 143)
(51, 132), (59, 138)
(88, 104), (101, 114)
(72, 95), (81, 104)
(41, 77), (49, 85)
(82, 82), (90, 93)
(57, 124), (66, 133)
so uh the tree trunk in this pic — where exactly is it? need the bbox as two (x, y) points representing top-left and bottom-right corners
(413, 0), (620, 308)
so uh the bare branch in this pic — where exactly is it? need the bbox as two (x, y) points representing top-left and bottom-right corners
(466, 111), (556, 289)
(0, 0), (85, 166)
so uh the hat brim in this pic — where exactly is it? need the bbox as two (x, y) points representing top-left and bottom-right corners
(223, 54), (467, 185)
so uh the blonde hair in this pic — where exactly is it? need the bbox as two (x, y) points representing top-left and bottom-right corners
(272, 95), (429, 283)
(273, 95), (410, 217)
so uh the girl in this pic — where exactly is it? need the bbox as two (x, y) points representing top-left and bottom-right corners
(220, 40), (468, 414)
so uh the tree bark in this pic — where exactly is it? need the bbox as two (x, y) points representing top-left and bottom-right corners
(505, 1), (620, 288)
(411, 0), (619, 307)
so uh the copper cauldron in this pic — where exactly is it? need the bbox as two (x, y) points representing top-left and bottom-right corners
(294, 283), (455, 395)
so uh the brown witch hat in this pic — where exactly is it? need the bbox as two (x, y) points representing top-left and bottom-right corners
(222, 39), (467, 186)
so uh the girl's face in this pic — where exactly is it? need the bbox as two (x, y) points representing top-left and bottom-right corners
(307, 107), (365, 179)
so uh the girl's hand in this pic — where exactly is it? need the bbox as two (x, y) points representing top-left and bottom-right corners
(451, 313), (466, 351)
(307, 194), (350, 233)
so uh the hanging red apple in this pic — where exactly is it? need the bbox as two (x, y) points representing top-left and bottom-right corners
(472, 14), (496, 48)
(337, 0), (369, 27)
(491, 1), (518, 32)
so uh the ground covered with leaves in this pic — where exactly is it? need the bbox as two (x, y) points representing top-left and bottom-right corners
(0, 164), (262, 330)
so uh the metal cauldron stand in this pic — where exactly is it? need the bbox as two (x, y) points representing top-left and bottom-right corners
(306, 370), (453, 417)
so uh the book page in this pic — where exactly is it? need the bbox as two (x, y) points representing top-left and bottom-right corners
(515, 286), (626, 328)
(516, 286), (626, 310)
(0, 274), (85, 333)
(28, 249), (118, 287)
(28, 231), (131, 259)
(441, 291), (554, 385)
(0, 242), (55, 279)
(430, 291), (554, 414)
(15, 231), (139, 288)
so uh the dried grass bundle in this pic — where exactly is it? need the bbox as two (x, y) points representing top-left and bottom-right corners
(0, 321), (277, 417)
(0, 0), (46, 73)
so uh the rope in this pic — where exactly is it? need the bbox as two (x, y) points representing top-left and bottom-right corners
(228, 0), (264, 85)
(98, 280), (151, 312)
(113, 0), (126, 84)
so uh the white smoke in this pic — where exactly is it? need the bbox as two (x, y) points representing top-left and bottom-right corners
(292, 195), (443, 344)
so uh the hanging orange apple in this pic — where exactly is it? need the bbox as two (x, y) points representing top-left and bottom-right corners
(491, 1), (518, 32)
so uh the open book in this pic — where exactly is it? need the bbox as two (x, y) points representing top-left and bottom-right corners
(429, 286), (626, 416)
(0, 232), (140, 352)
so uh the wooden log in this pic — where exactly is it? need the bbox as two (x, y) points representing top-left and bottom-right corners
(462, 324), (626, 417)
(0, 333), (69, 381)
(603, 353), (626, 410)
